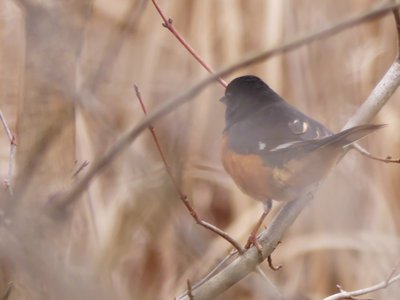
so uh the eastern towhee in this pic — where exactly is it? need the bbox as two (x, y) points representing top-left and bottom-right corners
(220, 75), (384, 250)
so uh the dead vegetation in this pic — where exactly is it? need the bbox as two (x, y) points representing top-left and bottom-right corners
(0, 0), (400, 299)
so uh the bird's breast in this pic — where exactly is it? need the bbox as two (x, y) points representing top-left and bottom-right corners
(221, 134), (341, 202)
(221, 134), (296, 201)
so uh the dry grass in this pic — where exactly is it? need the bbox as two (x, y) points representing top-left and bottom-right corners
(0, 0), (400, 299)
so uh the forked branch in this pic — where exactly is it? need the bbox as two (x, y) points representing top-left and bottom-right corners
(151, 0), (227, 88)
(324, 261), (400, 300)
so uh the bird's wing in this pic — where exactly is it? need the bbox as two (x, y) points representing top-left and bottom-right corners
(226, 98), (336, 163)
(229, 101), (331, 153)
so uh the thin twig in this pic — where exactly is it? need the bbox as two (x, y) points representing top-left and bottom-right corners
(72, 160), (90, 178)
(133, 85), (182, 194)
(336, 284), (372, 300)
(324, 263), (400, 300)
(134, 85), (243, 253)
(151, 0), (227, 88)
(53, 0), (400, 227)
(393, 8), (400, 57)
(0, 110), (16, 194)
(0, 111), (13, 142)
(351, 144), (400, 163)
(386, 259), (400, 282)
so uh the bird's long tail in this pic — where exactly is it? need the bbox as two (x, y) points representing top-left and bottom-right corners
(317, 124), (386, 149)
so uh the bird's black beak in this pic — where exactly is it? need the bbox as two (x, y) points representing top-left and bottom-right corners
(219, 95), (228, 104)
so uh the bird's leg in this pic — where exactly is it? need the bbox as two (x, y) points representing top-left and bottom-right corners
(245, 200), (272, 253)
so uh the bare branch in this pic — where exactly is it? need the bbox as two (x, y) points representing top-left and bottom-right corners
(134, 85), (243, 253)
(0, 111), (14, 143)
(177, 190), (317, 300)
(133, 85), (182, 195)
(324, 262), (400, 300)
(190, 250), (237, 291)
(151, 0), (227, 88)
(53, 0), (399, 228)
(352, 144), (400, 163)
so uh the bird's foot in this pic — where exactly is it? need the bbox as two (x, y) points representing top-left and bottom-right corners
(245, 234), (263, 256)
(246, 237), (283, 271)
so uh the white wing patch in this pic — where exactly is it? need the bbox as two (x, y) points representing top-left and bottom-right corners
(289, 119), (308, 134)
(269, 140), (303, 152)
(302, 121), (309, 132)
(258, 141), (267, 150)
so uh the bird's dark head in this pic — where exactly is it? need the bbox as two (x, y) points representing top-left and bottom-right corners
(221, 75), (279, 128)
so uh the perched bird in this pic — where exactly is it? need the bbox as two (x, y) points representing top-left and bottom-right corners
(220, 75), (384, 250)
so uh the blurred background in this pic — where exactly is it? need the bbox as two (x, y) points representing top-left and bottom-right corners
(0, 0), (400, 299)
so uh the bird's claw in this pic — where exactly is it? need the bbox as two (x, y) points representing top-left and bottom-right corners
(245, 235), (263, 256)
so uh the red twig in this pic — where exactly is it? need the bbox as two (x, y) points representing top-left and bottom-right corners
(393, 8), (400, 59)
(151, 0), (227, 88)
(134, 85), (243, 253)
(0, 110), (16, 195)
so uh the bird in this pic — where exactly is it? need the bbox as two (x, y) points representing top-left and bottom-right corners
(220, 75), (384, 251)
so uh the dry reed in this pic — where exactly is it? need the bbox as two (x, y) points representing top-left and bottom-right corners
(0, 0), (399, 299)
